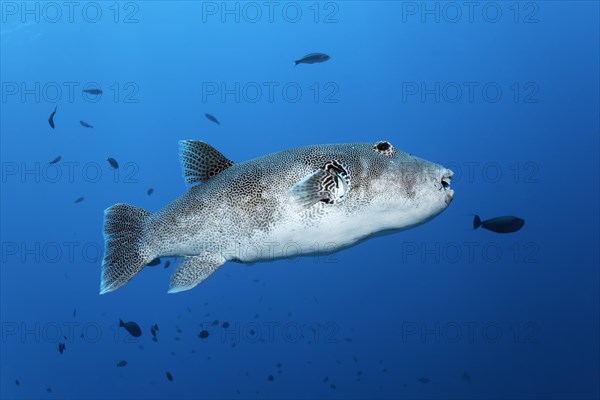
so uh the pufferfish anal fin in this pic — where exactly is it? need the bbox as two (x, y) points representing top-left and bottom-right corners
(179, 140), (234, 187)
(290, 160), (351, 209)
(168, 253), (226, 293)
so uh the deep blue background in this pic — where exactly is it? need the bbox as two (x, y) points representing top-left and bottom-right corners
(1, 2), (598, 399)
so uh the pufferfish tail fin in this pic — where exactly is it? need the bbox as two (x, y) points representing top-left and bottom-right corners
(100, 203), (154, 294)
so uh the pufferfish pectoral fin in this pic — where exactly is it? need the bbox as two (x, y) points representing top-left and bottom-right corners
(179, 140), (234, 187)
(290, 160), (351, 209)
(167, 253), (226, 293)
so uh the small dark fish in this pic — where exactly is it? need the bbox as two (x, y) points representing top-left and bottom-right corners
(83, 88), (102, 95)
(323, 377), (329, 383)
(222, 321), (230, 329)
(80, 120), (94, 128)
(147, 188), (154, 196)
(116, 360), (127, 367)
(58, 342), (65, 354)
(212, 320), (219, 326)
(166, 372), (173, 381)
(48, 106), (57, 129)
(74, 197), (84, 203)
(419, 377), (430, 384)
(198, 330), (209, 339)
(267, 375), (274, 382)
(330, 384), (336, 390)
(164, 260), (171, 269)
(107, 157), (119, 169)
(49, 155), (62, 164)
(119, 319), (142, 337)
(462, 372), (471, 382)
(474, 215), (524, 233)
(176, 326), (182, 333)
(205, 113), (220, 125)
(73, 308), (76, 318)
(47, 387), (52, 393)
(249, 329), (256, 335)
(146, 258), (161, 267)
(294, 53), (330, 66)
(15, 379), (20, 386)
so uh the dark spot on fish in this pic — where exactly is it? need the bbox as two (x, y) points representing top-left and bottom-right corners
(198, 330), (209, 339)
(205, 113), (220, 125)
(107, 157), (119, 169)
(166, 371), (173, 381)
(267, 375), (274, 382)
(147, 188), (154, 196)
(48, 106), (57, 129)
(116, 360), (127, 367)
(49, 155), (62, 164)
(119, 319), (142, 337)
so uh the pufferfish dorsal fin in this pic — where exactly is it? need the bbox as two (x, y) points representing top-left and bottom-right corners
(179, 140), (234, 187)
(291, 160), (351, 209)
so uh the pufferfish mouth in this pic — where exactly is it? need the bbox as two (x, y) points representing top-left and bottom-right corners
(440, 169), (453, 191)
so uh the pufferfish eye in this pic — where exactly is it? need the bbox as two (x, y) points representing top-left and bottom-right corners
(373, 141), (397, 157)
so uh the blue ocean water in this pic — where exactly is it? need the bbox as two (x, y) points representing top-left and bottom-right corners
(1, 1), (599, 399)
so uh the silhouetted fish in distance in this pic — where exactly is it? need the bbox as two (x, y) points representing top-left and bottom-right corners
(83, 88), (102, 95)
(80, 120), (93, 128)
(474, 215), (524, 233)
(48, 106), (57, 129)
(166, 372), (173, 381)
(49, 155), (62, 164)
(58, 342), (66, 354)
(119, 319), (142, 337)
(294, 53), (330, 66)
(107, 157), (119, 169)
(74, 197), (84, 203)
(116, 360), (127, 367)
(205, 113), (220, 125)
(147, 188), (154, 196)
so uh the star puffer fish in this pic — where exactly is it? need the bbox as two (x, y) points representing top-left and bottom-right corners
(100, 140), (454, 294)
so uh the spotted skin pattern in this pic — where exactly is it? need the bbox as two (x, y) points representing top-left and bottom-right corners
(100, 140), (454, 294)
